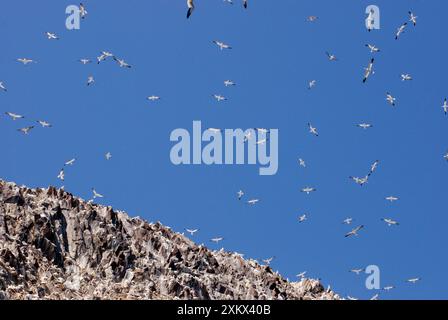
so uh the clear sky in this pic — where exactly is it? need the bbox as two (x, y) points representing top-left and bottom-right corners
(1, 0), (447, 300)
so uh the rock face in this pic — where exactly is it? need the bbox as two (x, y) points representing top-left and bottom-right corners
(0, 179), (339, 300)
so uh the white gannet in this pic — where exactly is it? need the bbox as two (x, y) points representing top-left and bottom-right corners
(325, 51), (338, 61)
(385, 196), (399, 202)
(366, 44), (380, 53)
(298, 158), (306, 167)
(105, 152), (112, 160)
(45, 32), (59, 40)
(356, 123), (373, 130)
(113, 57), (132, 68)
(57, 169), (65, 181)
(345, 225), (364, 237)
(362, 58), (375, 83)
(224, 80), (236, 87)
(308, 80), (317, 90)
(308, 123), (319, 136)
(18, 126), (34, 135)
(442, 99), (447, 115)
(386, 92), (396, 106)
(79, 3), (88, 19)
(401, 73), (412, 81)
(186, 228), (198, 236)
(5, 112), (25, 120)
(78, 58), (91, 65)
(409, 11), (417, 26)
(301, 187), (316, 194)
(64, 158), (76, 166)
(147, 95), (161, 101)
(237, 190), (244, 200)
(87, 75), (95, 86)
(343, 218), (353, 225)
(381, 218), (399, 226)
(210, 237), (224, 244)
(187, 0), (194, 19)
(349, 268), (364, 275)
(298, 214), (307, 223)
(37, 120), (52, 128)
(247, 199), (259, 205)
(213, 40), (232, 50)
(395, 22), (407, 40)
(17, 58), (36, 65)
(92, 188), (104, 199)
(406, 277), (420, 284)
(213, 94), (227, 102)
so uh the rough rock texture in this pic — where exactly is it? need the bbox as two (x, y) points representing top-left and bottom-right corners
(0, 179), (339, 300)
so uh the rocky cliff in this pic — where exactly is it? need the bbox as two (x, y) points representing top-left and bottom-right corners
(0, 179), (339, 300)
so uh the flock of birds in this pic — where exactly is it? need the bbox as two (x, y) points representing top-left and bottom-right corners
(1, 2), (446, 300)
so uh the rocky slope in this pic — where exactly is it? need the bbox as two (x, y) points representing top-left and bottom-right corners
(0, 179), (339, 300)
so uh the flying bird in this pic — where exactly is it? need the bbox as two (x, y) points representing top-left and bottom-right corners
(262, 257), (275, 265)
(444, 151), (448, 162)
(296, 271), (307, 279)
(18, 126), (34, 135)
(356, 123), (373, 130)
(345, 225), (364, 238)
(57, 169), (65, 181)
(92, 189), (104, 199)
(298, 158), (306, 167)
(385, 196), (399, 202)
(213, 40), (232, 50)
(307, 16), (318, 22)
(37, 120), (52, 128)
(210, 237), (224, 244)
(45, 32), (59, 40)
(308, 80), (317, 90)
(386, 93), (396, 106)
(147, 95), (161, 101)
(406, 278), (421, 284)
(17, 58), (35, 65)
(366, 44), (380, 53)
(383, 286), (395, 291)
(78, 58), (91, 65)
(342, 218), (353, 225)
(213, 94), (227, 102)
(79, 3), (88, 19)
(247, 199), (259, 205)
(362, 58), (375, 83)
(0, 81), (7, 92)
(87, 75), (95, 86)
(186, 229), (198, 236)
(308, 123), (318, 136)
(325, 52), (338, 61)
(105, 152), (112, 160)
(401, 74), (412, 81)
(113, 57), (132, 68)
(224, 80), (236, 87)
(442, 99), (447, 115)
(381, 218), (399, 226)
(64, 158), (76, 166)
(349, 176), (369, 186)
(237, 190), (244, 200)
(5, 112), (24, 120)
(408, 11), (417, 26)
(298, 214), (307, 223)
(395, 23), (407, 40)
(349, 268), (364, 275)
(301, 187), (316, 194)
(369, 160), (380, 176)
(243, 0), (247, 9)
(186, 0), (194, 19)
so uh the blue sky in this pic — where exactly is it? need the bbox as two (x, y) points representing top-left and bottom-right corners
(1, 0), (447, 300)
